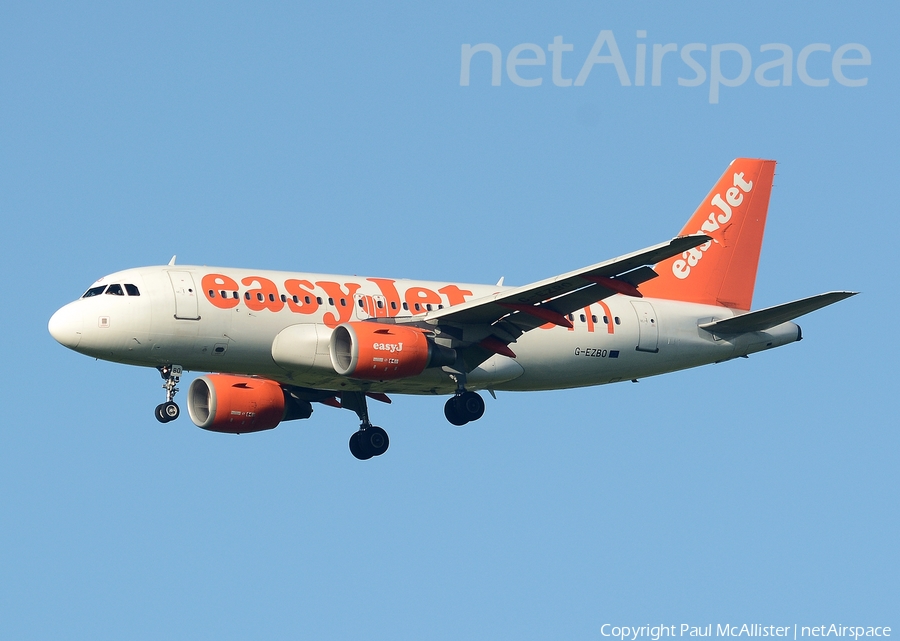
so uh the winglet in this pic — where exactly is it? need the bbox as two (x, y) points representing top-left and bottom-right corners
(168, 255), (177, 266)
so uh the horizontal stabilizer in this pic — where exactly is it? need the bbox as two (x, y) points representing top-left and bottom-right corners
(699, 291), (857, 334)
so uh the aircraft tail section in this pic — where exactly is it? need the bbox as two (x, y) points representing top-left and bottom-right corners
(640, 158), (776, 311)
(698, 291), (857, 334)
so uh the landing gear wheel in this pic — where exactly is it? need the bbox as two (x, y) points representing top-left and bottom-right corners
(363, 426), (389, 457)
(349, 431), (372, 460)
(155, 402), (180, 423)
(444, 391), (485, 425)
(459, 391), (485, 421)
(162, 401), (180, 421)
(444, 397), (469, 426)
(349, 426), (389, 460)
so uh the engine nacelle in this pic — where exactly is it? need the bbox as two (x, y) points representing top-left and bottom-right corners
(187, 374), (290, 434)
(329, 322), (454, 380)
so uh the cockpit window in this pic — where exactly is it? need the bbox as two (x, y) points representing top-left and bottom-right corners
(125, 284), (140, 296)
(105, 284), (125, 296)
(82, 285), (107, 298)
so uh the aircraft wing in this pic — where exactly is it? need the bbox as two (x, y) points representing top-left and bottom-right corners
(422, 234), (708, 326)
(393, 234), (710, 369)
(699, 291), (857, 334)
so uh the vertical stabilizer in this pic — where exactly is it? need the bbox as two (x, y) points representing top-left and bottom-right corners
(640, 158), (776, 311)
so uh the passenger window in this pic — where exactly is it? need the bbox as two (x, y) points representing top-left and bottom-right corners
(105, 284), (124, 296)
(402, 302), (408, 311)
(208, 289), (216, 298)
(377, 300), (384, 309)
(317, 297), (323, 305)
(328, 297), (334, 306)
(391, 302), (397, 310)
(280, 294), (287, 303)
(567, 313), (574, 321)
(603, 316), (609, 324)
(614, 316), (620, 325)
(426, 304), (432, 311)
(591, 315), (597, 323)
(257, 293), (264, 302)
(340, 298), (346, 306)
(125, 284), (140, 296)
(305, 296), (312, 304)
(268, 293), (275, 302)
(293, 295), (299, 303)
(232, 292), (239, 299)
(245, 292), (251, 300)
(358, 299), (364, 308)
(82, 285), (107, 298)
(414, 303), (421, 311)
(219, 290), (227, 298)
(580, 314), (586, 322)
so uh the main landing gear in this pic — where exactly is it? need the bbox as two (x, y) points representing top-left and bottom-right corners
(443, 372), (485, 426)
(155, 364), (183, 423)
(349, 426), (389, 461)
(444, 391), (485, 426)
(340, 385), (486, 459)
(342, 391), (389, 461)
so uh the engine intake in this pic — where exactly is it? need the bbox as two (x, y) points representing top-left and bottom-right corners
(329, 322), (455, 380)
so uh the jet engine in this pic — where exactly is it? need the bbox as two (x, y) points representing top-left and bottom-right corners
(329, 322), (455, 380)
(187, 374), (312, 434)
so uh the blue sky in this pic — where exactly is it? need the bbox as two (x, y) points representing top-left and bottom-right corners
(1, 2), (896, 639)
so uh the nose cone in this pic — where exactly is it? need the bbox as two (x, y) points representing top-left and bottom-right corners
(49, 302), (83, 349)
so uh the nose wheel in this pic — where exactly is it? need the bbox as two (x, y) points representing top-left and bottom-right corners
(155, 401), (180, 422)
(155, 364), (183, 423)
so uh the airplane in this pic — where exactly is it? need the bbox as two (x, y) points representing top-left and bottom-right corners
(48, 158), (855, 460)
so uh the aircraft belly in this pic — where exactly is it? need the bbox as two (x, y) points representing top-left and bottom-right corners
(495, 299), (743, 392)
(467, 354), (525, 387)
(499, 322), (641, 391)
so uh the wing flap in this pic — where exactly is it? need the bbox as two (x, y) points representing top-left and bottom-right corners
(699, 291), (857, 334)
(542, 266), (659, 316)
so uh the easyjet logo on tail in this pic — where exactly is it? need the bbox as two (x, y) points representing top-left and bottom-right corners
(672, 171), (754, 280)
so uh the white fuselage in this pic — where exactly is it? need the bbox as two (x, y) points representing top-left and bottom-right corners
(49, 265), (801, 395)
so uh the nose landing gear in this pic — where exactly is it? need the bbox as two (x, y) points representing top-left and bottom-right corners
(155, 364), (183, 423)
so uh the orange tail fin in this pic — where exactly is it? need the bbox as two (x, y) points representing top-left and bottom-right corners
(639, 158), (776, 311)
